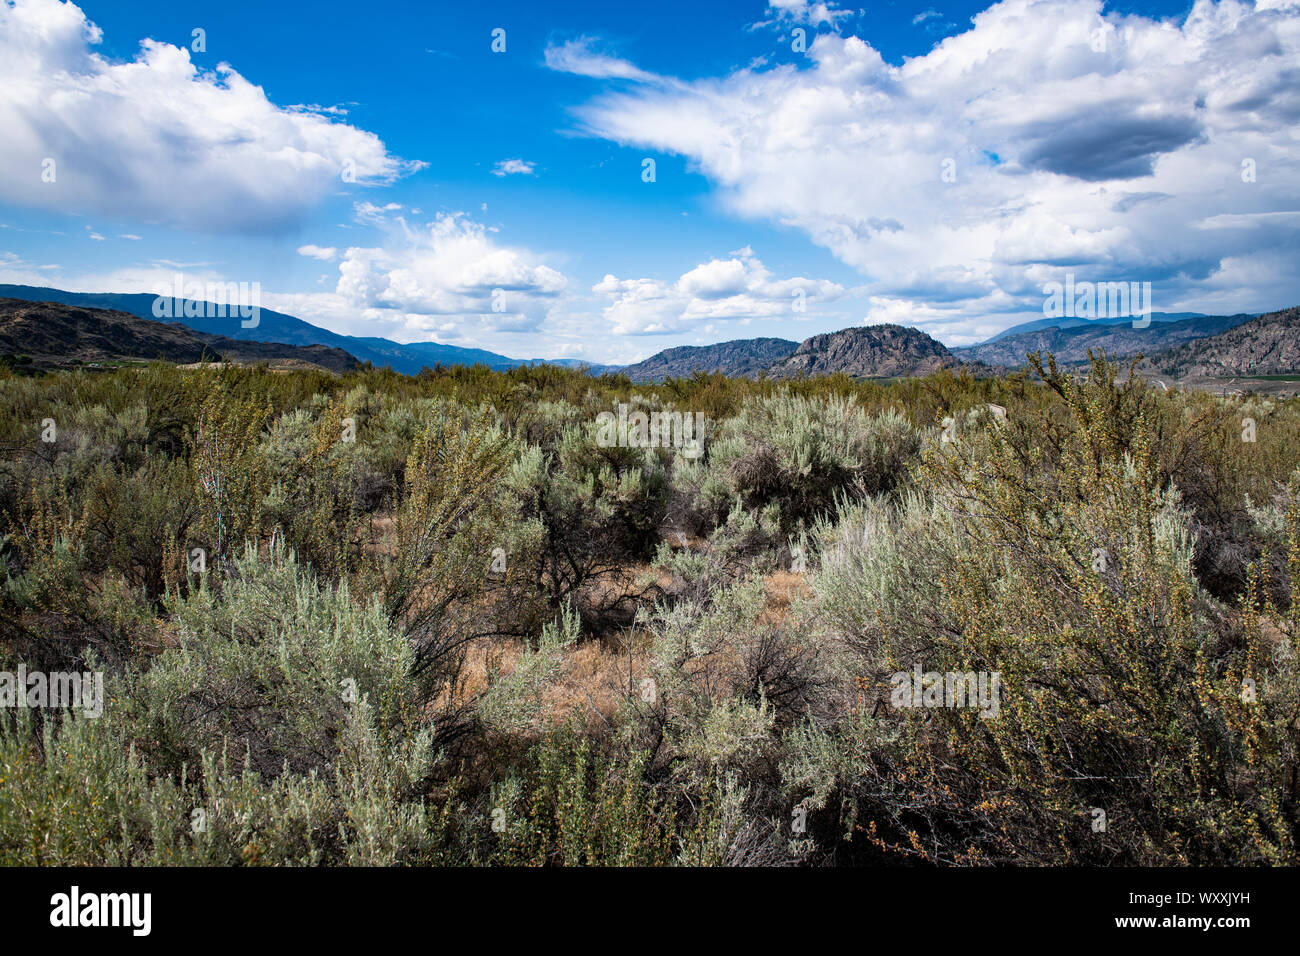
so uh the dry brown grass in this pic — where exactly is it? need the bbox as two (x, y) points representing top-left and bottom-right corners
(543, 639), (641, 731)
(415, 554), (812, 730)
(763, 569), (810, 625)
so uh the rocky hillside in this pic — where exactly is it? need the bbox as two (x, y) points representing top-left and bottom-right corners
(0, 298), (359, 373)
(766, 324), (954, 379)
(1154, 306), (1300, 378)
(620, 337), (797, 382)
(954, 312), (1255, 368)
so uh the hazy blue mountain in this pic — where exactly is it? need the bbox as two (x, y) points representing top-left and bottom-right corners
(985, 311), (1247, 343)
(955, 312), (1257, 367)
(0, 285), (609, 376)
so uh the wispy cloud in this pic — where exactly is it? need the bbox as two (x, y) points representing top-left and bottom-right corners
(564, 0), (1300, 336)
(354, 201), (404, 225)
(751, 0), (857, 30)
(544, 37), (659, 82)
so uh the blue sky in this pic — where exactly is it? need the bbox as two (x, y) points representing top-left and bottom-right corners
(1, 0), (1296, 363)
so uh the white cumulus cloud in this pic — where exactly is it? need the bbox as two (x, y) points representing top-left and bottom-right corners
(297, 244), (338, 261)
(594, 247), (846, 334)
(271, 213), (569, 342)
(559, 0), (1300, 338)
(0, 0), (423, 233)
(492, 159), (536, 177)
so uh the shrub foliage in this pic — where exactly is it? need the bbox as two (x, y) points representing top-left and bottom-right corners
(0, 356), (1296, 865)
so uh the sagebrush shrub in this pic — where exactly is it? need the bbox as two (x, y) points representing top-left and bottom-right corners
(2, 354), (1297, 867)
(683, 391), (919, 534)
(804, 360), (1300, 864)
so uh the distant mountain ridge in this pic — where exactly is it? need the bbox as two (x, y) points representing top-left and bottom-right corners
(7, 283), (1288, 385)
(617, 325), (960, 382)
(953, 312), (1256, 367)
(0, 285), (611, 376)
(619, 308), (1282, 382)
(1154, 306), (1300, 379)
(987, 311), (1232, 342)
(620, 337), (797, 383)
(0, 298), (359, 373)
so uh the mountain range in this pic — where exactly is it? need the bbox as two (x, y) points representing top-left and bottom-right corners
(0, 284), (1294, 388)
(1151, 307), (1300, 380)
(0, 285), (611, 376)
(0, 298), (359, 373)
(951, 311), (1256, 367)
(621, 310), (1294, 383)
(983, 310), (1241, 341)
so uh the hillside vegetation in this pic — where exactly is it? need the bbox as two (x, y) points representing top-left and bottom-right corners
(0, 356), (1297, 865)
(955, 311), (1255, 368)
(1156, 306), (1300, 379)
(621, 337), (797, 382)
(0, 298), (359, 373)
(767, 324), (954, 379)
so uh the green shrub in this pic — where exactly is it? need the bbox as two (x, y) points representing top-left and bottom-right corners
(804, 360), (1300, 864)
(0, 542), (442, 866)
(505, 409), (670, 626)
(682, 391), (919, 534)
(3, 353), (1298, 867)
